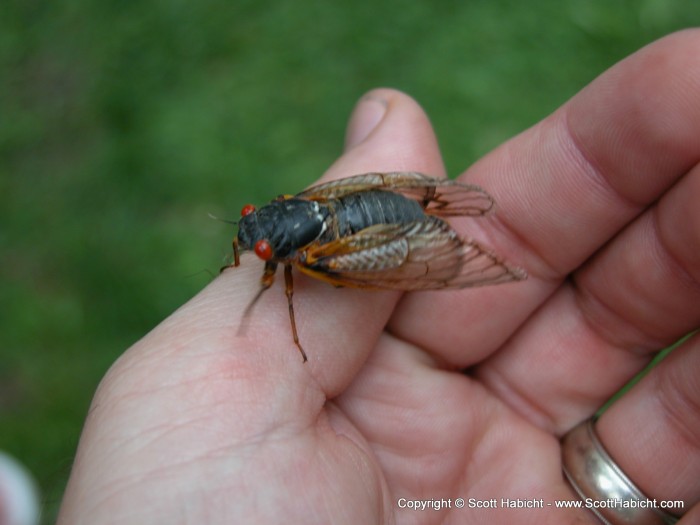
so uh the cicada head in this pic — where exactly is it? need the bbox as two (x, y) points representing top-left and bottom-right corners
(237, 204), (272, 260)
(236, 199), (327, 263)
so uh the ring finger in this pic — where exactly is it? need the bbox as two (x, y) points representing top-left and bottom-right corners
(568, 333), (700, 521)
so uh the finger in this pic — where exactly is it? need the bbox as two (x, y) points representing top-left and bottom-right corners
(595, 334), (700, 514)
(215, 88), (445, 396)
(475, 161), (700, 432)
(389, 30), (700, 365)
(330, 89), (446, 181)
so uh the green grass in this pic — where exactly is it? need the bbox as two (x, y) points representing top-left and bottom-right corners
(1, 0), (697, 521)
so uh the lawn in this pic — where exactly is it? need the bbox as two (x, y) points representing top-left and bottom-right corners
(1, 0), (696, 521)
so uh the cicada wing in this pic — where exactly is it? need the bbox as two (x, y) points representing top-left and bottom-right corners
(296, 172), (494, 217)
(296, 216), (525, 290)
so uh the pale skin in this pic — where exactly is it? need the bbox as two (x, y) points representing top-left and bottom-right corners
(58, 31), (700, 524)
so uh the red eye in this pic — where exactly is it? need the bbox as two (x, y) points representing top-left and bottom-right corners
(241, 204), (256, 217)
(254, 239), (273, 261)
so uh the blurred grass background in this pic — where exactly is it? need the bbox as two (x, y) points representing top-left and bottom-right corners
(1, 0), (697, 521)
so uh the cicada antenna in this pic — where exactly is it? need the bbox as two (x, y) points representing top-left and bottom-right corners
(208, 212), (238, 226)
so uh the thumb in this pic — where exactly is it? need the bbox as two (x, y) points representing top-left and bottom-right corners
(325, 88), (446, 184)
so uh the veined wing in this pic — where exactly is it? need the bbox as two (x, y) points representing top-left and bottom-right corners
(295, 216), (525, 290)
(296, 172), (494, 217)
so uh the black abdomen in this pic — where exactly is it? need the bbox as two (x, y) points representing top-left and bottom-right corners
(333, 190), (426, 235)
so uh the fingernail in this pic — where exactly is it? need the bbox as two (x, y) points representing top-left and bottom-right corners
(344, 93), (388, 151)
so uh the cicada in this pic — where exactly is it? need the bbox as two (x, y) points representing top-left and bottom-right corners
(224, 172), (526, 362)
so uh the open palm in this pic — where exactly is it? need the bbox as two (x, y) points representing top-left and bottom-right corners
(59, 31), (700, 524)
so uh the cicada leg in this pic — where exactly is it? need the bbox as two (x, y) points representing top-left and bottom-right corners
(284, 264), (308, 362)
(240, 262), (307, 362)
(219, 238), (241, 273)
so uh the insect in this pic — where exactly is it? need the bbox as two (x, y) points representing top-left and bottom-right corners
(223, 172), (526, 362)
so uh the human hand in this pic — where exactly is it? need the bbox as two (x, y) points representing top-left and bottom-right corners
(58, 31), (700, 524)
